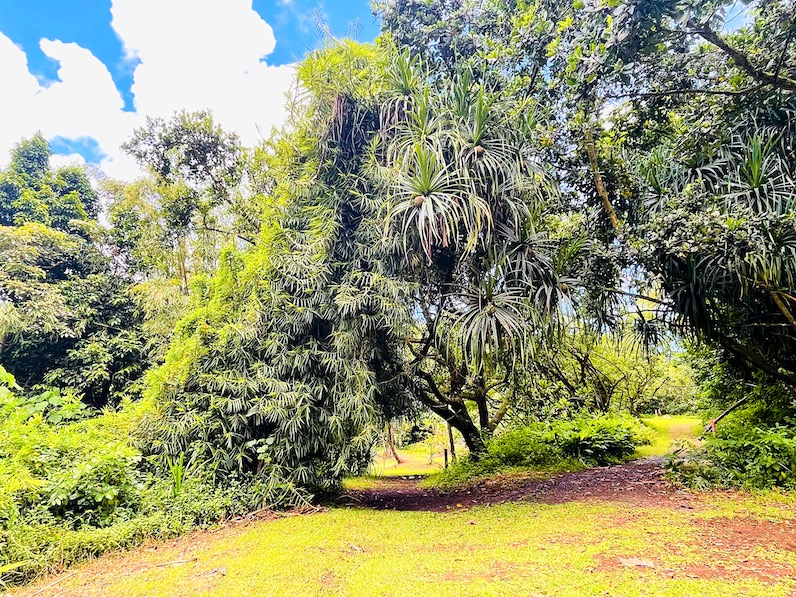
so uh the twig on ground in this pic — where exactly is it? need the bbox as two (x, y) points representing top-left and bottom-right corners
(29, 572), (77, 596)
(117, 558), (199, 577)
(154, 558), (198, 568)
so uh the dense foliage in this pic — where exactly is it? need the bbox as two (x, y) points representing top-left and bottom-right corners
(2, 0), (796, 585)
(381, 0), (796, 475)
(0, 138), (146, 406)
(430, 413), (651, 488)
(0, 366), (303, 585)
(667, 351), (796, 489)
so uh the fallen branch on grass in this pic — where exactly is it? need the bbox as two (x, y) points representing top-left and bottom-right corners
(117, 558), (199, 577)
(29, 572), (77, 596)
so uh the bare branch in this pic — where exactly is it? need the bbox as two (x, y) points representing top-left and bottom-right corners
(689, 21), (796, 92)
(608, 85), (765, 99)
(584, 127), (621, 235)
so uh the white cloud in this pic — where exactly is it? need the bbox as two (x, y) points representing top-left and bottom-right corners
(49, 152), (87, 169)
(0, 0), (296, 181)
(0, 34), (143, 179)
(111, 0), (295, 146)
(0, 34), (46, 157)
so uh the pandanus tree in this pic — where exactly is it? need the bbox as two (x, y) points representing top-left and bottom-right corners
(379, 0), (796, 399)
(377, 53), (581, 453)
(627, 99), (796, 391)
(565, 0), (796, 393)
(141, 40), (582, 492)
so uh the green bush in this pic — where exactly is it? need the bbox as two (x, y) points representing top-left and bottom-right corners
(0, 379), (144, 528)
(429, 414), (651, 488)
(666, 393), (796, 489)
(667, 425), (796, 490)
(549, 415), (650, 465)
(0, 367), (310, 587)
(485, 426), (561, 467)
(1, 470), (308, 586)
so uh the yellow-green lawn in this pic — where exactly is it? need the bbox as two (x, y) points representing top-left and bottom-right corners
(16, 416), (796, 597)
(637, 415), (703, 458)
(15, 492), (796, 597)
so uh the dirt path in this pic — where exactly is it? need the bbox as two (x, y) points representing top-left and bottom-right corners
(15, 458), (796, 596)
(340, 459), (796, 582)
(342, 458), (699, 512)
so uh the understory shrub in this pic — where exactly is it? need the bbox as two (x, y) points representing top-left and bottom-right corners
(429, 414), (651, 488)
(0, 367), (310, 587)
(666, 391), (796, 489)
(0, 379), (144, 529)
(667, 422), (796, 490)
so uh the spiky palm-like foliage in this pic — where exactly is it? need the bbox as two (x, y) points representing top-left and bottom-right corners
(375, 51), (583, 452)
(141, 40), (583, 496)
(631, 97), (796, 388)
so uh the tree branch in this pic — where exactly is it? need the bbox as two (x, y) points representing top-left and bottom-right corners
(774, 29), (794, 81)
(605, 288), (673, 308)
(609, 85), (765, 99)
(689, 21), (796, 92)
(702, 393), (752, 437)
(417, 369), (457, 406)
(488, 385), (513, 430)
(201, 225), (255, 246)
(484, 372), (510, 394)
(716, 332), (796, 388)
(584, 127), (621, 234)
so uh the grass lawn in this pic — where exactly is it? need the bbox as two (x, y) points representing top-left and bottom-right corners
(15, 491), (796, 597)
(367, 442), (446, 477)
(17, 416), (796, 597)
(637, 415), (704, 458)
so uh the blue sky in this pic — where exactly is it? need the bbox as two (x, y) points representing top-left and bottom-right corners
(0, 0), (379, 178)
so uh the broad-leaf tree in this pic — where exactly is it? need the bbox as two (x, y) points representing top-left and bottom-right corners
(0, 138), (145, 406)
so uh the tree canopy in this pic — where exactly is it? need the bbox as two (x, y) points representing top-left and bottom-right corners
(1, 0), (794, 504)
(0, 138), (145, 407)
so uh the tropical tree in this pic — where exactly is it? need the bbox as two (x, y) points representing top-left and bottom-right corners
(517, 322), (695, 416)
(374, 51), (585, 452)
(0, 138), (146, 406)
(140, 37), (588, 501)
(573, 0), (796, 391)
(0, 134), (98, 229)
(139, 43), (412, 488)
(381, 0), (796, 394)
(105, 113), (252, 360)
(122, 110), (252, 251)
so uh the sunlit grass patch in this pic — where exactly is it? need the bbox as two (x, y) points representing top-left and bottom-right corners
(695, 489), (796, 521)
(21, 498), (796, 597)
(367, 446), (445, 478)
(637, 415), (703, 457)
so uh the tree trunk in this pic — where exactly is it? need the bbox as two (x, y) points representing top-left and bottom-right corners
(450, 401), (487, 457)
(423, 400), (487, 457)
(454, 416), (487, 457)
(385, 423), (402, 465)
(717, 332), (796, 389)
(584, 127), (621, 235)
(475, 392), (490, 431)
(412, 371), (488, 458)
(447, 423), (457, 462)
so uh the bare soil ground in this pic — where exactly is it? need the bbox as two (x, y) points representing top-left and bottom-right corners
(341, 458), (692, 511)
(340, 458), (796, 583)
